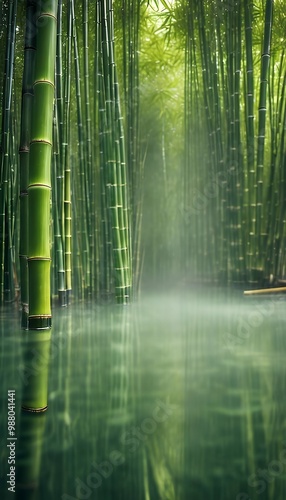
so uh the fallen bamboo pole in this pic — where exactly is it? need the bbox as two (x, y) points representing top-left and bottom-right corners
(244, 287), (286, 295)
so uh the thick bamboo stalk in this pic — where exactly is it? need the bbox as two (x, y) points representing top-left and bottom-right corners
(21, 0), (58, 413)
(28, 0), (58, 330)
(28, 0), (57, 330)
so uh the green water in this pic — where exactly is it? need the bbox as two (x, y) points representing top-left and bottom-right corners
(1, 287), (286, 500)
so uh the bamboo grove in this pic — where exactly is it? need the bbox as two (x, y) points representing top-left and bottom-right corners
(0, 0), (286, 314)
(182, 0), (286, 284)
(0, 0), (140, 314)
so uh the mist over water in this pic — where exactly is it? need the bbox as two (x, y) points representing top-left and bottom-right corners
(1, 288), (286, 499)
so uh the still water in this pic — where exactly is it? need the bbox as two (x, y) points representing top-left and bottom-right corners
(1, 287), (286, 500)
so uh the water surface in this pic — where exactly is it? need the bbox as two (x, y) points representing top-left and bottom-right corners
(1, 287), (286, 499)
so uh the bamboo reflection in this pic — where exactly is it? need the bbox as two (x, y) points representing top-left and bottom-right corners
(135, 299), (183, 500)
(2, 292), (286, 499)
(15, 411), (46, 500)
(15, 324), (51, 499)
(183, 292), (286, 499)
(21, 330), (51, 412)
(44, 307), (75, 496)
(97, 306), (139, 499)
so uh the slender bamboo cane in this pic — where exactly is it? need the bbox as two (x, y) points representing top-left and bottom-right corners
(121, 0), (142, 296)
(244, 0), (255, 279)
(264, 52), (283, 279)
(63, 0), (73, 303)
(83, 0), (94, 296)
(0, 0), (17, 304)
(256, 0), (274, 264)
(53, 0), (66, 306)
(244, 286), (286, 295)
(52, 102), (66, 305)
(71, 0), (90, 296)
(96, 14), (113, 298)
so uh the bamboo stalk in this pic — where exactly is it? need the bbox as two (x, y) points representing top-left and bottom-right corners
(19, 0), (36, 327)
(53, 0), (66, 306)
(63, 0), (72, 303)
(243, 0), (255, 279)
(52, 102), (66, 305)
(244, 286), (286, 296)
(72, 0), (90, 296)
(255, 0), (274, 262)
(22, 0), (58, 413)
(0, 0), (17, 304)
(98, 0), (132, 303)
(83, 0), (94, 296)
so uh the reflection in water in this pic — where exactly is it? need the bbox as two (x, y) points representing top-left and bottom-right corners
(16, 411), (46, 500)
(21, 330), (51, 412)
(13, 323), (51, 499)
(183, 289), (286, 500)
(1, 289), (286, 499)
